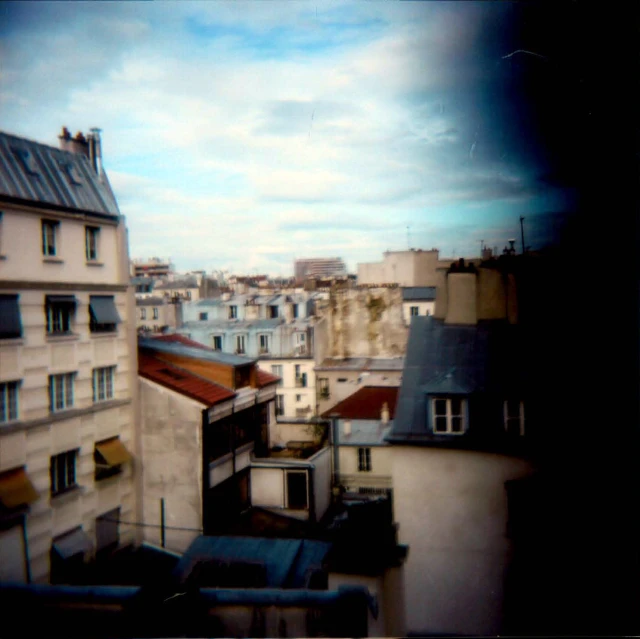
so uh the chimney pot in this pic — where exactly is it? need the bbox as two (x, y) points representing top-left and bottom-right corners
(381, 402), (390, 424)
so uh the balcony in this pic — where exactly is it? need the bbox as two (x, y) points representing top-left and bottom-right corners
(318, 389), (330, 400)
(295, 375), (307, 388)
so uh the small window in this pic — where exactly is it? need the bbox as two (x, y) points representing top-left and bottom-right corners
(0, 295), (22, 339)
(199, 312), (208, 321)
(50, 450), (77, 496)
(89, 296), (120, 333)
(236, 334), (246, 354)
(432, 397), (466, 434)
(140, 308), (146, 320)
(268, 305), (278, 319)
(49, 373), (75, 412)
(271, 364), (283, 387)
(0, 381), (19, 423)
(85, 226), (99, 261)
(259, 334), (270, 354)
(318, 378), (330, 399)
(229, 305), (238, 319)
(358, 447), (372, 472)
(292, 304), (299, 319)
(275, 394), (285, 416)
(153, 307), (159, 320)
(504, 400), (525, 437)
(212, 335), (223, 350)
(410, 306), (419, 316)
(295, 394), (302, 402)
(42, 220), (58, 257)
(337, 378), (348, 383)
(92, 367), (115, 402)
(45, 296), (76, 334)
(94, 437), (132, 481)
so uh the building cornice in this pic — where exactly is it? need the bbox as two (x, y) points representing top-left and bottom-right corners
(0, 195), (120, 224)
(0, 281), (129, 292)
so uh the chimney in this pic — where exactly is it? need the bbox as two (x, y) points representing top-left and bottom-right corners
(381, 402), (390, 425)
(88, 128), (103, 174)
(58, 127), (90, 158)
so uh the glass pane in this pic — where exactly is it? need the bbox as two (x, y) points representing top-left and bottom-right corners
(451, 398), (462, 415)
(451, 417), (463, 433)
(57, 456), (66, 490)
(55, 378), (64, 410)
(434, 399), (447, 416)
(65, 374), (73, 407)
(434, 416), (447, 432)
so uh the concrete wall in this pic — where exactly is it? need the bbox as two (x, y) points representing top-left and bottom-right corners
(445, 273), (477, 325)
(391, 446), (533, 635)
(269, 422), (316, 448)
(357, 250), (441, 287)
(250, 467), (284, 508)
(139, 378), (205, 553)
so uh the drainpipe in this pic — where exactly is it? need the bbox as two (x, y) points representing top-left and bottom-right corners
(22, 514), (31, 584)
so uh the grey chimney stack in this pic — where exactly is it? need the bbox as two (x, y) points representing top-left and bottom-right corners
(89, 128), (103, 174)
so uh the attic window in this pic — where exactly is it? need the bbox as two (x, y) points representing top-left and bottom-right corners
(11, 147), (39, 177)
(58, 161), (82, 185)
(432, 397), (466, 434)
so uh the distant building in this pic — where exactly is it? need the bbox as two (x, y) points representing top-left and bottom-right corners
(401, 286), (436, 325)
(295, 258), (347, 283)
(135, 296), (178, 334)
(154, 276), (200, 302)
(0, 127), (138, 584)
(131, 257), (174, 279)
(357, 249), (443, 287)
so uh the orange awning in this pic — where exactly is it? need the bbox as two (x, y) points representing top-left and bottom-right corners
(0, 467), (39, 509)
(95, 438), (132, 467)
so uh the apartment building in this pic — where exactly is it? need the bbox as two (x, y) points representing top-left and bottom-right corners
(0, 128), (137, 584)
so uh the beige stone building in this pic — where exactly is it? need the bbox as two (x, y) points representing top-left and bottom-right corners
(0, 128), (138, 584)
(135, 296), (178, 334)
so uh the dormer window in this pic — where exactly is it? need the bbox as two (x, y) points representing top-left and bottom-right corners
(504, 400), (525, 437)
(432, 397), (466, 434)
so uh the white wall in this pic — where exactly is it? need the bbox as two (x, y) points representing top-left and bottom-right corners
(251, 467), (285, 508)
(391, 446), (533, 635)
(310, 446), (332, 521)
(402, 301), (435, 325)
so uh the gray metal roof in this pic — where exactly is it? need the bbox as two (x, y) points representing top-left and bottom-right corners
(155, 277), (199, 290)
(139, 337), (255, 366)
(402, 286), (437, 301)
(182, 319), (283, 331)
(338, 420), (393, 446)
(173, 536), (332, 588)
(316, 357), (404, 372)
(389, 316), (526, 441)
(136, 296), (167, 306)
(0, 131), (119, 217)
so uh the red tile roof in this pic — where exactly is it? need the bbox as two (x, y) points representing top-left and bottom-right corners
(138, 352), (235, 407)
(151, 334), (212, 350)
(256, 369), (281, 388)
(321, 386), (399, 420)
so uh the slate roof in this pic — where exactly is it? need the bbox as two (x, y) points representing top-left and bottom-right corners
(321, 386), (399, 420)
(337, 420), (393, 446)
(173, 536), (332, 588)
(155, 277), (199, 290)
(181, 319), (283, 331)
(0, 131), (120, 218)
(139, 336), (255, 366)
(315, 357), (405, 372)
(138, 351), (235, 407)
(402, 286), (437, 301)
(388, 316), (527, 443)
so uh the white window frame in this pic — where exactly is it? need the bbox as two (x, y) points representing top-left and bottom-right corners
(50, 449), (77, 496)
(42, 220), (57, 257)
(49, 373), (75, 412)
(358, 447), (372, 472)
(236, 334), (246, 354)
(432, 397), (467, 435)
(0, 380), (19, 423)
(410, 306), (419, 316)
(275, 394), (285, 416)
(271, 364), (283, 387)
(93, 367), (115, 403)
(46, 302), (72, 334)
(212, 335), (223, 351)
(85, 226), (99, 261)
(259, 333), (270, 354)
(229, 305), (238, 319)
(152, 307), (159, 320)
(504, 400), (525, 436)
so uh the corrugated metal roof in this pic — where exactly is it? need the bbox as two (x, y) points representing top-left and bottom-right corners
(322, 386), (399, 420)
(402, 286), (437, 301)
(0, 131), (119, 217)
(138, 351), (235, 406)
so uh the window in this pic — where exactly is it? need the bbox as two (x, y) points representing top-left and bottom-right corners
(296, 394), (302, 402)
(42, 220), (58, 257)
(46, 296), (75, 334)
(199, 312), (208, 321)
(49, 373), (75, 412)
(295, 365), (307, 387)
(296, 332), (306, 344)
(85, 226), (99, 261)
(504, 400), (525, 437)
(0, 295), (22, 339)
(94, 437), (131, 481)
(286, 471), (308, 509)
(89, 296), (121, 333)
(358, 447), (372, 472)
(275, 394), (285, 416)
(140, 308), (146, 320)
(410, 306), (419, 316)
(292, 304), (299, 319)
(268, 305), (278, 319)
(229, 305), (238, 319)
(50, 450), (77, 496)
(432, 397), (466, 434)
(152, 307), (159, 320)
(259, 334), (270, 354)
(271, 364), (283, 387)
(96, 507), (120, 553)
(318, 378), (330, 399)
(93, 367), (115, 402)
(337, 378), (348, 383)
(236, 334), (246, 354)
(0, 381), (19, 423)
(212, 335), (223, 350)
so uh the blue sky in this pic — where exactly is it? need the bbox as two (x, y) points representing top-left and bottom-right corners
(0, 1), (581, 275)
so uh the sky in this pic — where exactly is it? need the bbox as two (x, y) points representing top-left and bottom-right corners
(0, 1), (589, 276)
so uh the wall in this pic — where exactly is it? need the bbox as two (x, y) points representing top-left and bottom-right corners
(391, 446), (533, 635)
(139, 378), (205, 553)
(337, 443), (392, 492)
(257, 358), (317, 419)
(357, 250), (441, 287)
(250, 467), (284, 508)
(310, 446), (332, 521)
(268, 422), (316, 448)
(135, 302), (177, 332)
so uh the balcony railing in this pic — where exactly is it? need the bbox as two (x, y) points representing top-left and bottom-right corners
(318, 389), (330, 399)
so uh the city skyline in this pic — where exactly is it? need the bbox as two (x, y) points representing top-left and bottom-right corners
(1, 1), (582, 275)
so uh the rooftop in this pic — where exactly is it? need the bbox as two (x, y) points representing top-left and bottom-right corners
(322, 386), (399, 420)
(402, 286), (437, 301)
(139, 336), (256, 367)
(315, 357), (405, 372)
(136, 296), (167, 306)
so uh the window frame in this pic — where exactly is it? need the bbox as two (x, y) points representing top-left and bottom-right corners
(229, 305), (238, 319)
(212, 335), (223, 351)
(431, 396), (467, 435)
(42, 220), (58, 257)
(199, 312), (208, 321)
(358, 447), (372, 472)
(235, 334), (246, 354)
(259, 333), (270, 354)
(50, 449), (78, 496)
(85, 226), (99, 262)
(0, 380), (19, 423)
(152, 307), (159, 320)
(275, 394), (285, 416)
(49, 373), (75, 412)
(92, 367), (115, 403)
(410, 306), (420, 316)
(89, 296), (119, 334)
(140, 308), (146, 320)
(46, 300), (74, 334)
(504, 399), (525, 437)
(318, 377), (330, 399)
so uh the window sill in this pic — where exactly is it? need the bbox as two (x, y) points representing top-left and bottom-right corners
(50, 406), (76, 416)
(90, 331), (118, 338)
(0, 337), (24, 346)
(46, 333), (80, 342)
(43, 257), (64, 264)
(86, 261), (104, 267)
(50, 485), (83, 505)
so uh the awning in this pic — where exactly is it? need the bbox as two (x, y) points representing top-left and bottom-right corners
(45, 295), (77, 306)
(52, 528), (93, 560)
(0, 295), (22, 339)
(0, 467), (38, 509)
(95, 438), (132, 467)
(89, 296), (121, 324)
